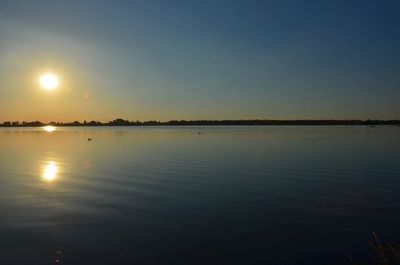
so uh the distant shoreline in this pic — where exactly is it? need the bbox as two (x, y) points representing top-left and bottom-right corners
(1, 119), (399, 127)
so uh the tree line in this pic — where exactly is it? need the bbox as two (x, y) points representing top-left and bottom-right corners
(1, 118), (400, 127)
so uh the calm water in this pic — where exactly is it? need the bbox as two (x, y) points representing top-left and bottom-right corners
(0, 126), (399, 265)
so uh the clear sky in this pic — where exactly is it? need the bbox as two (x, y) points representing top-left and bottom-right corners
(0, 0), (399, 122)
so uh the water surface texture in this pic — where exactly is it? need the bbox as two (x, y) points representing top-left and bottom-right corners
(0, 126), (399, 265)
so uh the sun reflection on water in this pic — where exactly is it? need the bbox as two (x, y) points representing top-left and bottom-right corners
(43, 125), (56, 132)
(42, 161), (58, 182)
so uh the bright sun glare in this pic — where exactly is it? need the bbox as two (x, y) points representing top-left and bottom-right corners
(39, 73), (59, 90)
(42, 161), (58, 182)
(43, 125), (56, 132)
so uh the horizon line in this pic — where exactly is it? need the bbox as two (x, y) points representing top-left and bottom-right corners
(1, 118), (400, 127)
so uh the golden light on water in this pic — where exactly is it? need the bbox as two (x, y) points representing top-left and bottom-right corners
(43, 125), (56, 132)
(42, 161), (58, 182)
(39, 73), (59, 91)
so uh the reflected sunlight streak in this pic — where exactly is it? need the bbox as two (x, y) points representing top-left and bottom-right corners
(43, 125), (56, 132)
(42, 161), (58, 182)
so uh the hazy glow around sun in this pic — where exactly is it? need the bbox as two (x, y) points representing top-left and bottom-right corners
(39, 73), (59, 90)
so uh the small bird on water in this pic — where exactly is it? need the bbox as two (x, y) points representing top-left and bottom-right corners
(88, 138), (92, 141)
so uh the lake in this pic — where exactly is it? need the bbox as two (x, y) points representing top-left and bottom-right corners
(0, 126), (399, 265)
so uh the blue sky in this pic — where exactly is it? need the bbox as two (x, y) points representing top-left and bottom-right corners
(0, 0), (399, 121)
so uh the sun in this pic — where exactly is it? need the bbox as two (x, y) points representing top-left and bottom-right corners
(39, 73), (59, 90)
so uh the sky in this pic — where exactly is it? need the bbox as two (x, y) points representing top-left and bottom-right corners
(0, 0), (399, 122)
